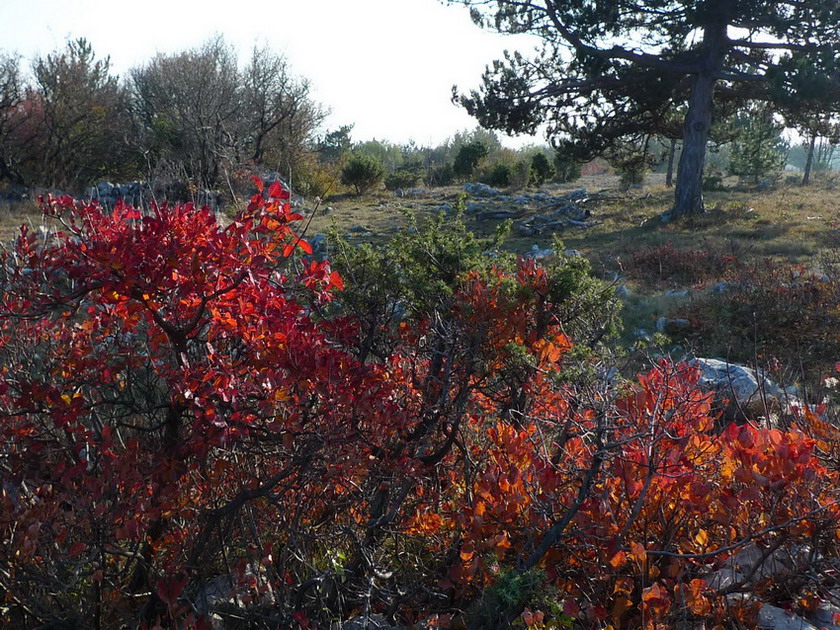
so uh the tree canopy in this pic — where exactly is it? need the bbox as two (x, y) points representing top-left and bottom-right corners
(450, 0), (840, 217)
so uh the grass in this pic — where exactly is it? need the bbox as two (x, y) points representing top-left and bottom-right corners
(304, 171), (840, 280)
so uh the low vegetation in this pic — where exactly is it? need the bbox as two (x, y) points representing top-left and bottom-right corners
(2, 174), (840, 629)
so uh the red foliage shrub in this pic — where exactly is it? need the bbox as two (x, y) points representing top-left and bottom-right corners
(624, 241), (741, 288)
(0, 182), (838, 629)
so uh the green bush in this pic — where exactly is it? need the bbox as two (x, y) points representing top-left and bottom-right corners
(426, 163), (455, 187)
(530, 152), (555, 186)
(727, 104), (787, 184)
(385, 165), (423, 191)
(453, 140), (489, 180)
(483, 162), (513, 187)
(340, 153), (385, 195)
(554, 150), (582, 183)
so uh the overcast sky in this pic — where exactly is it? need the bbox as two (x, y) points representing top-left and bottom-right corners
(0, 0), (544, 147)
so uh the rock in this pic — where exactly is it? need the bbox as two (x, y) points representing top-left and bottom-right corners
(664, 289), (690, 298)
(690, 358), (799, 424)
(463, 182), (500, 197)
(707, 543), (817, 593)
(563, 249), (583, 258)
(614, 284), (631, 299)
(438, 202), (453, 214)
(518, 224), (536, 237)
(513, 195), (530, 205)
(0, 184), (28, 201)
(349, 224), (371, 233)
(809, 603), (840, 629)
(394, 187), (426, 198)
(96, 181), (114, 197)
(528, 245), (554, 260)
(564, 188), (588, 201)
(634, 328), (652, 341)
(657, 317), (690, 334)
(757, 604), (819, 630)
(475, 209), (525, 221)
(465, 202), (485, 214)
(712, 281), (730, 294)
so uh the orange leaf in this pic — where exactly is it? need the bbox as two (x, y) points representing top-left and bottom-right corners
(608, 550), (626, 569)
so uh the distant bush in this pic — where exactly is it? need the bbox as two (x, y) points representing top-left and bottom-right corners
(483, 162), (513, 187)
(453, 140), (489, 180)
(341, 153), (385, 195)
(554, 149), (582, 182)
(385, 165), (423, 191)
(616, 155), (648, 189)
(529, 152), (554, 186)
(294, 159), (341, 199)
(702, 171), (726, 191)
(426, 163), (455, 187)
(727, 104), (787, 184)
(624, 241), (740, 288)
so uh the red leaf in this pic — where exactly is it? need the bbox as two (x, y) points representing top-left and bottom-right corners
(252, 176), (264, 192)
(268, 180), (290, 199)
(330, 271), (344, 291)
(157, 573), (189, 607)
(297, 239), (313, 255)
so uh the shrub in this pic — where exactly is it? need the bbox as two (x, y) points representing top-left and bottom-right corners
(624, 241), (740, 288)
(554, 148), (582, 182)
(384, 164), (423, 190)
(3, 180), (840, 630)
(453, 140), (489, 179)
(678, 260), (840, 382)
(340, 152), (385, 194)
(727, 104), (787, 184)
(483, 162), (513, 187)
(616, 155), (648, 189)
(426, 162), (455, 187)
(529, 152), (554, 186)
(295, 159), (341, 199)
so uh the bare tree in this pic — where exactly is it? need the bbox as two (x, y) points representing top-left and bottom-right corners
(0, 53), (26, 185)
(241, 45), (325, 172)
(130, 36), (242, 188)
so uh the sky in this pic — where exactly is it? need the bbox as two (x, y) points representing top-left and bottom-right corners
(0, 0), (545, 148)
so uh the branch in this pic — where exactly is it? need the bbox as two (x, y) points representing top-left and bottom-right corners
(541, 1), (699, 74)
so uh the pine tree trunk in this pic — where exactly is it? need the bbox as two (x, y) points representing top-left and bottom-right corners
(802, 133), (816, 186)
(665, 138), (677, 187)
(666, 13), (728, 220)
(669, 72), (716, 219)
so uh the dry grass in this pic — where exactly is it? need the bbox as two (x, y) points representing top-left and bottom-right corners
(303, 172), (840, 278)
(0, 200), (49, 244)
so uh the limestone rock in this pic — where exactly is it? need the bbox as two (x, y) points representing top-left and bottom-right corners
(463, 182), (500, 197)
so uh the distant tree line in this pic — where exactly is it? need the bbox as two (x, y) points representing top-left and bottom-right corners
(1, 34), (834, 202)
(0, 36), (324, 195)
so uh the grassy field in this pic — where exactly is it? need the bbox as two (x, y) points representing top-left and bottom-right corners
(304, 172), (838, 272)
